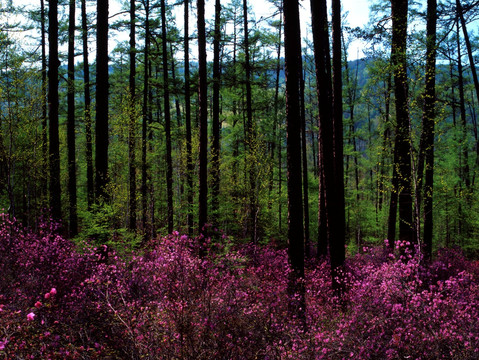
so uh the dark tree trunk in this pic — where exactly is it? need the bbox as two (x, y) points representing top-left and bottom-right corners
(67, 0), (78, 236)
(211, 0), (221, 226)
(95, 0), (109, 203)
(198, 0), (208, 236)
(128, 0), (137, 231)
(161, 0), (174, 233)
(330, 0), (346, 287)
(48, 0), (61, 221)
(423, 0), (437, 260)
(310, 0), (332, 259)
(40, 0), (48, 201)
(81, 0), (94, 211)
(391, 0), (414, 251)
(284, 0), (305, 322)
(184, 0), (193, 236)
(243, 0), (257, 243)
(142, 0), (150, 235)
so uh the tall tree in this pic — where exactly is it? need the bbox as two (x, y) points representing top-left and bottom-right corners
(284, 0), (305, 321)
(422, 0), (437, 260)
(40, 0), (48, 200)
(198, 0), (208, 235)
(128, 0), (137, 230)
(67, 0), (78, 236)
(391, 0), (414, 250)
(95, 0), (109, 202)
(310, 0), (345, 290)
(48, 0), (61, 220)
(243, 0), (257, 242)
(310, 0), (332, 258)
(160, 0), (174, 233)
(211, 0), (222, 225)
(81, 0), (94, 211)
(330, 0), (345, 282)
(142, 0), (150, 235)
(184, 0), (193, 235)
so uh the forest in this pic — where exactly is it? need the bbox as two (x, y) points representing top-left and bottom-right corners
(1, 0), (479, 358)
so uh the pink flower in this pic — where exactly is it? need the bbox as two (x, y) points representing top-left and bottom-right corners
(26, 312), (35, 321)
(50, 288), (57, 296)
(0, 339), (6, 350)
(34, 301), (42, 309)
(44, 292), (50, 299)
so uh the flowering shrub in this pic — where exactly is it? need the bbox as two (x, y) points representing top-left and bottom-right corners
(0, 215), (478, 359)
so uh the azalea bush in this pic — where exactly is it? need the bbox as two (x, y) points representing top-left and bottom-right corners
(0, 214), (478, 359)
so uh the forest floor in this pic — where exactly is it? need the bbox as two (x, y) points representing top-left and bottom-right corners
(1, 215), (479, 359)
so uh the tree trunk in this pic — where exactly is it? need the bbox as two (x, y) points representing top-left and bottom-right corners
(95, 0), (109, 203)
(81, 0), (94, 211)
(423, 0), (437, 260)
(391, 0), (414, 251)
(198, 0), (208, 236)
(48, 0), (61, 221)
(184, 0), (193, 236)
(310, 0), (332, 259)
(142, 0), (150, 236)
(128, 0), (137, 231)
(67, 0), (78, 236)
(330, 0), (346, 293)
(243, 0), (257, 243)
(211, 0), (221, 226)
(40, 0), (48, 202)
(161, 0), (174, 233)
(284, 0), (305, 323)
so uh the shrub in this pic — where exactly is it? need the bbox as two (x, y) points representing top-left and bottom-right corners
(0, 215), (478, 359)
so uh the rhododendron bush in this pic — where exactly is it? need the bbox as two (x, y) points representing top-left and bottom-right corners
(0, 215), (478, 359)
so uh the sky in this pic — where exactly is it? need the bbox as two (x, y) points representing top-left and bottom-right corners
(9, 0), (372, 60)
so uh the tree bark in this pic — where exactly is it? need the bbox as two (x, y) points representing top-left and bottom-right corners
(48, 0), (61, 221)
(310, 0), (332, 258)
(40, 0), (48, 202)
(184, 0), (193, 236)
(81, 0), (94, 211)
(95, 0), (110, 203)
(161, 0), (174, 233)
(243, 0), (257, 243)
(391, 0), (414, 251)
(128, 0), (137, 231)
(67, 0), (78, 236)
(142, 0), (150, 236)
(211, 0), (222, 226)
(423, 0), (437, 260)
(198, 0), (208, 236)
(331, 0), (346, 285)
(284, 0), (305, 322)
